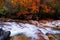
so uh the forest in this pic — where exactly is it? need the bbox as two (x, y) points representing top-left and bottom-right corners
(0, 0), (60, 20)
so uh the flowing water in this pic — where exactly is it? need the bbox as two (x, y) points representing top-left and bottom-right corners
(0, 20), (60, 40)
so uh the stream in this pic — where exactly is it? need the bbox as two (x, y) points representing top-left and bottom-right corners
(0, 20), (60, 40)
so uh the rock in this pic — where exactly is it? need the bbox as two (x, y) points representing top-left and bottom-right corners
(10, 34), (31, 40)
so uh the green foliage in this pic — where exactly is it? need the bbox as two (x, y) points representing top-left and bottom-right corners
(0, 6), (7, 15)
(0, 9), (5, 15)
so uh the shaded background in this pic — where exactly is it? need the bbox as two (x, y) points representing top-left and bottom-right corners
(0, 0), (60, 20)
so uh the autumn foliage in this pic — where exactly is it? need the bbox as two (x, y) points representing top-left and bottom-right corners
(0, 0), (60, 19)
